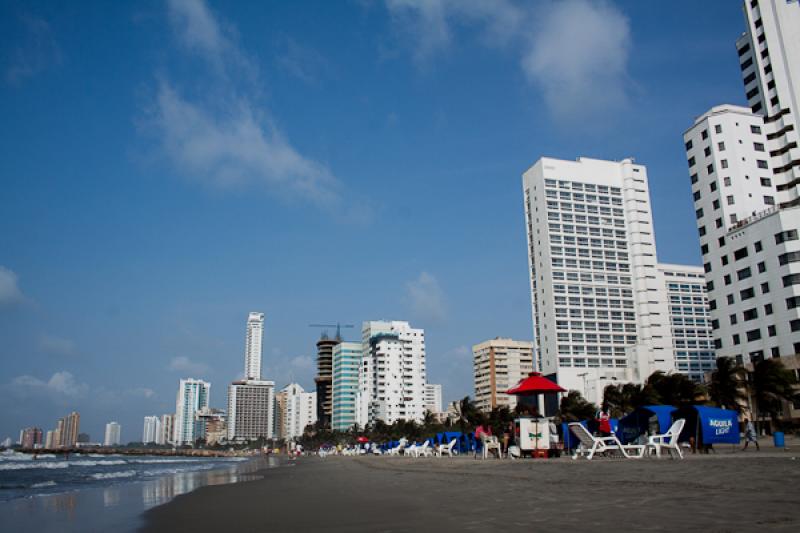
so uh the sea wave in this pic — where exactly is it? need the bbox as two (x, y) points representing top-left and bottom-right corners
(0, 462), (69, 471)
(30, 481), (58, 488)
(70, 460), (127, 467)
(90, 470), (137, 480)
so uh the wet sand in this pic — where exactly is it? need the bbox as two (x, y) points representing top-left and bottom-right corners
(141, 452), (800, 532)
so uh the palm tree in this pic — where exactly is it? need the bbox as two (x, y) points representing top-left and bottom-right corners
(708, 357), (747, 411)
(456, 396), (483, 433)
(559, 390), (598, 421)
(603, 382), (655, 417)
(749, 359), (799, 430)
(646, 371), (705, 407)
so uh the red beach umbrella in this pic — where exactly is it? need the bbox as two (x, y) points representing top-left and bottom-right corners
(506, 372), (565, 396)
(356, 436), (369, 443)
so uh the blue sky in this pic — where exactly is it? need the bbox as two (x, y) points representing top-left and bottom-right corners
(0, 0), (747, 442)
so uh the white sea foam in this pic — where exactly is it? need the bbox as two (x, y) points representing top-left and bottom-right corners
(0, 461), (69, 471)
(70, 459), (127, 467)
(31, 481), (58, 488)
(90, 470), (136, 480)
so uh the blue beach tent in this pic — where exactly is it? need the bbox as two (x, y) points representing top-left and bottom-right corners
(677, 405), (740, 445)
(618, 405), (677, 444)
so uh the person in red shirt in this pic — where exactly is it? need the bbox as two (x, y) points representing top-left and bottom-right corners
(596, 403), (612, 437)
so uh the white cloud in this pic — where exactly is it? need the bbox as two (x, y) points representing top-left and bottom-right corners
(520, 0), (631, 119)
(4, 14), (62, 85)
(168, 356), (211, 376)
(385, 0), (632, 118)
(148, 0), (368, 220)
(38, 335), (76, 356)
(5, 371), (88, 398)
(0, 266), (24, 306)
(128, 387), (156, 399)
(275, 37), (331, 84)
(406, 271), (447, 321)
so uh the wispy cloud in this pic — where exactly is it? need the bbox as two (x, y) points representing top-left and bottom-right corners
(406, 271), (447, 322)
(384, 0), (632, 119)
(0, 266), (24, 306)
(37, 335), (77, 356)
(128, 387), (156, 399)
(4, 14), (61, 85)
(145, 0), (367, 220)
(275, 36), (332, 84)
(4, 371), (89, 399)
(168, 356), (211, 376)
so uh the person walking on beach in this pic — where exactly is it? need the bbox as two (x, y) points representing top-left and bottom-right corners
(742, 418), (760, 451)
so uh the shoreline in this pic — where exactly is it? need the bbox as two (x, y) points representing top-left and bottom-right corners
(140, 452), (800, 532)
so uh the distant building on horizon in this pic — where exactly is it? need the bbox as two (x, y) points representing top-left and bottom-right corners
(276, 383), (316, 441)
(20, 427), (43, 449)
(104, 422), (121, 446)
(473, 338), (534, 413)
(244, 312), (265, 380)
(54, 412), (80, 448)
(174, 378), (210, 445)
(143, 416), (161, 444)
(44, 430), (54, 449)
(158, 414), (174, 446)
(331, 341), (361, 431)
(314, 333), (339, 428)
(423, 383), (443, 415)
(194, 407), (226, 445)
(357, 321), (428, 427)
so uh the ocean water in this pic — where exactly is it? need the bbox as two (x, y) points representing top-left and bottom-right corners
(0, 450), (277, 532)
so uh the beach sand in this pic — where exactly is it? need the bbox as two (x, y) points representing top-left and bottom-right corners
(141, 452), (800, 532)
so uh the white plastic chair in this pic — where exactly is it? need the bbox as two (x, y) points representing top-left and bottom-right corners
(481, 435), (502, 459)
(568, 423), (646, 460)
(411, 441), (432, 457)
(437, 438), (458, 457)
(647, 418), (686, 459)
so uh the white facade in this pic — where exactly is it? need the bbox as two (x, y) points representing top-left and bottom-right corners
(472, 338), (534, 413)
(657, 264), (715, 381)
(331, 342), (361, 431)
(159, 414), (174, 445)
(356, 321), (428, 426)
(423, 383), (442, 414)
(682, 0), (800, 366)
(104, 422), (121, 446)
(174, 378), (210, 445)
(523, 157), (678, 404)
(142, 416), (161, 444)
(244, 312), (265, 380)
(226, 380), (275, 441)
(278, 383), (317, 441)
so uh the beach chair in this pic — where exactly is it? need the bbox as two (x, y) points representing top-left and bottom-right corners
(568, 422), (646, 460)
(647, 418), (686, 459)
(437, 438), (458, 457)
(481, 435), (501, 459)
(405, 443), (418, 457)
(389, 438), (407, 456)
(411, 441), (432, 457)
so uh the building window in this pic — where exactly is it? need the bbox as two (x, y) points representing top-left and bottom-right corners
(722, 255), (729, 266)
(740, 287), (755, 300)
(737, 267), (752, 281)
(733, 334), (740, 345)
(775, 230), (799, 244)
(704, 147), (711, 157)
(783, 273), (800, 287)
(688, 157), (696, 167)
(734, 248), (748, 262)
(746, 329), (761, 342)
(764, 196), (775, 206)
(718, 141), (725, 151)
(779, 251), (800, 266)
(758, 261), (766, 273)
(730, 314), (738, 325)
(707, 164), (714, 174)
(723, 177), (731, 186)
(701, 130), (708, 140)
(757, 160), (768, 169)
(691, 173), (698, 184)
(754, 241), (762, 252)
(743, 308), (758, 321)
(726, 195), (735, 205)
(721, 159), (728, 169)
(710, 182), (717, 192)
(761, 282), (770, 294)
(760, 177), (771, 187)
(754, 142), (765, 152)
(715, 125), (722, 134)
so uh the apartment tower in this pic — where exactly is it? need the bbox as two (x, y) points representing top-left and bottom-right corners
(472, 338), (534, 413)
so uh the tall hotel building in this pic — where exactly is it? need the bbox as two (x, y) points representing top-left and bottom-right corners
(473, 338), (534, 413)
(331, 341), (362, 431)
(227, 311), (275, 441)
(356, 321), (428, 426)
(683, 0), (800, 365)
(104, 421), (122, 446)
(174, 379), (210, 445)
(523, 157), (694, 402)
(142, 416), (161, 444)
(275, 383), (317, 440)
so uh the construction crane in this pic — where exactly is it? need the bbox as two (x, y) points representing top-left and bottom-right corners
(309, 323), (354, 341)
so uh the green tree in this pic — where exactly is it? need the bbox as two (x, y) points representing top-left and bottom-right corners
(646, 371), (705, 408)
(456, 396), (484, 433)
(558, 390), (597, 421)
(749, 358), (799, 429)
(708, 356), (747, 411)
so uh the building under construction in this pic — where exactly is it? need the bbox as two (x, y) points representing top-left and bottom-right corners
(314, 333), (340, 428)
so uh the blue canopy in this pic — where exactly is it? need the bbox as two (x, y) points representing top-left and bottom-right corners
(680, 406), (739, 445)
(618, 405), (676, 444)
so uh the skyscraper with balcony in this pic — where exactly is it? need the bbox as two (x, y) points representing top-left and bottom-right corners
(682, 0), (800, 365)
(472, 338), (534, 413)
(276, 383), (316, 440)
(356, 321), (427, 426)
(244, 312), (265, 380)
(523, 157), (681, 403)
(174, 378), (210, 445)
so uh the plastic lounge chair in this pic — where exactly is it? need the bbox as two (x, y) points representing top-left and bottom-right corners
(389, 438), (407, 456)
(647, 418), (686, 459)
(437, 438), (458, 457)
(481, 435), (502, 459)
(568, 422), (645, 460)
(411, 441), (432, 457)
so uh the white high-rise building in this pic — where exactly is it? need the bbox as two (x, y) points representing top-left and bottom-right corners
(227, 379), (275, 441)
(142, 416), (161, 444)
(423, 383), (442, 414)
(159, 414), (174, 445)
(244, 312), (265, 380)
(472, 338), (534, 413)
(276, 383), (317, 441)
(523, 157), (680, 403)
(331, 342), (362, 431)
(356, 321), (428, 426)
(104, 422), (121, 446)
(657, 264), (715, 382)
(174, 378), (210, 445)
(681, 1), (800, 366)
